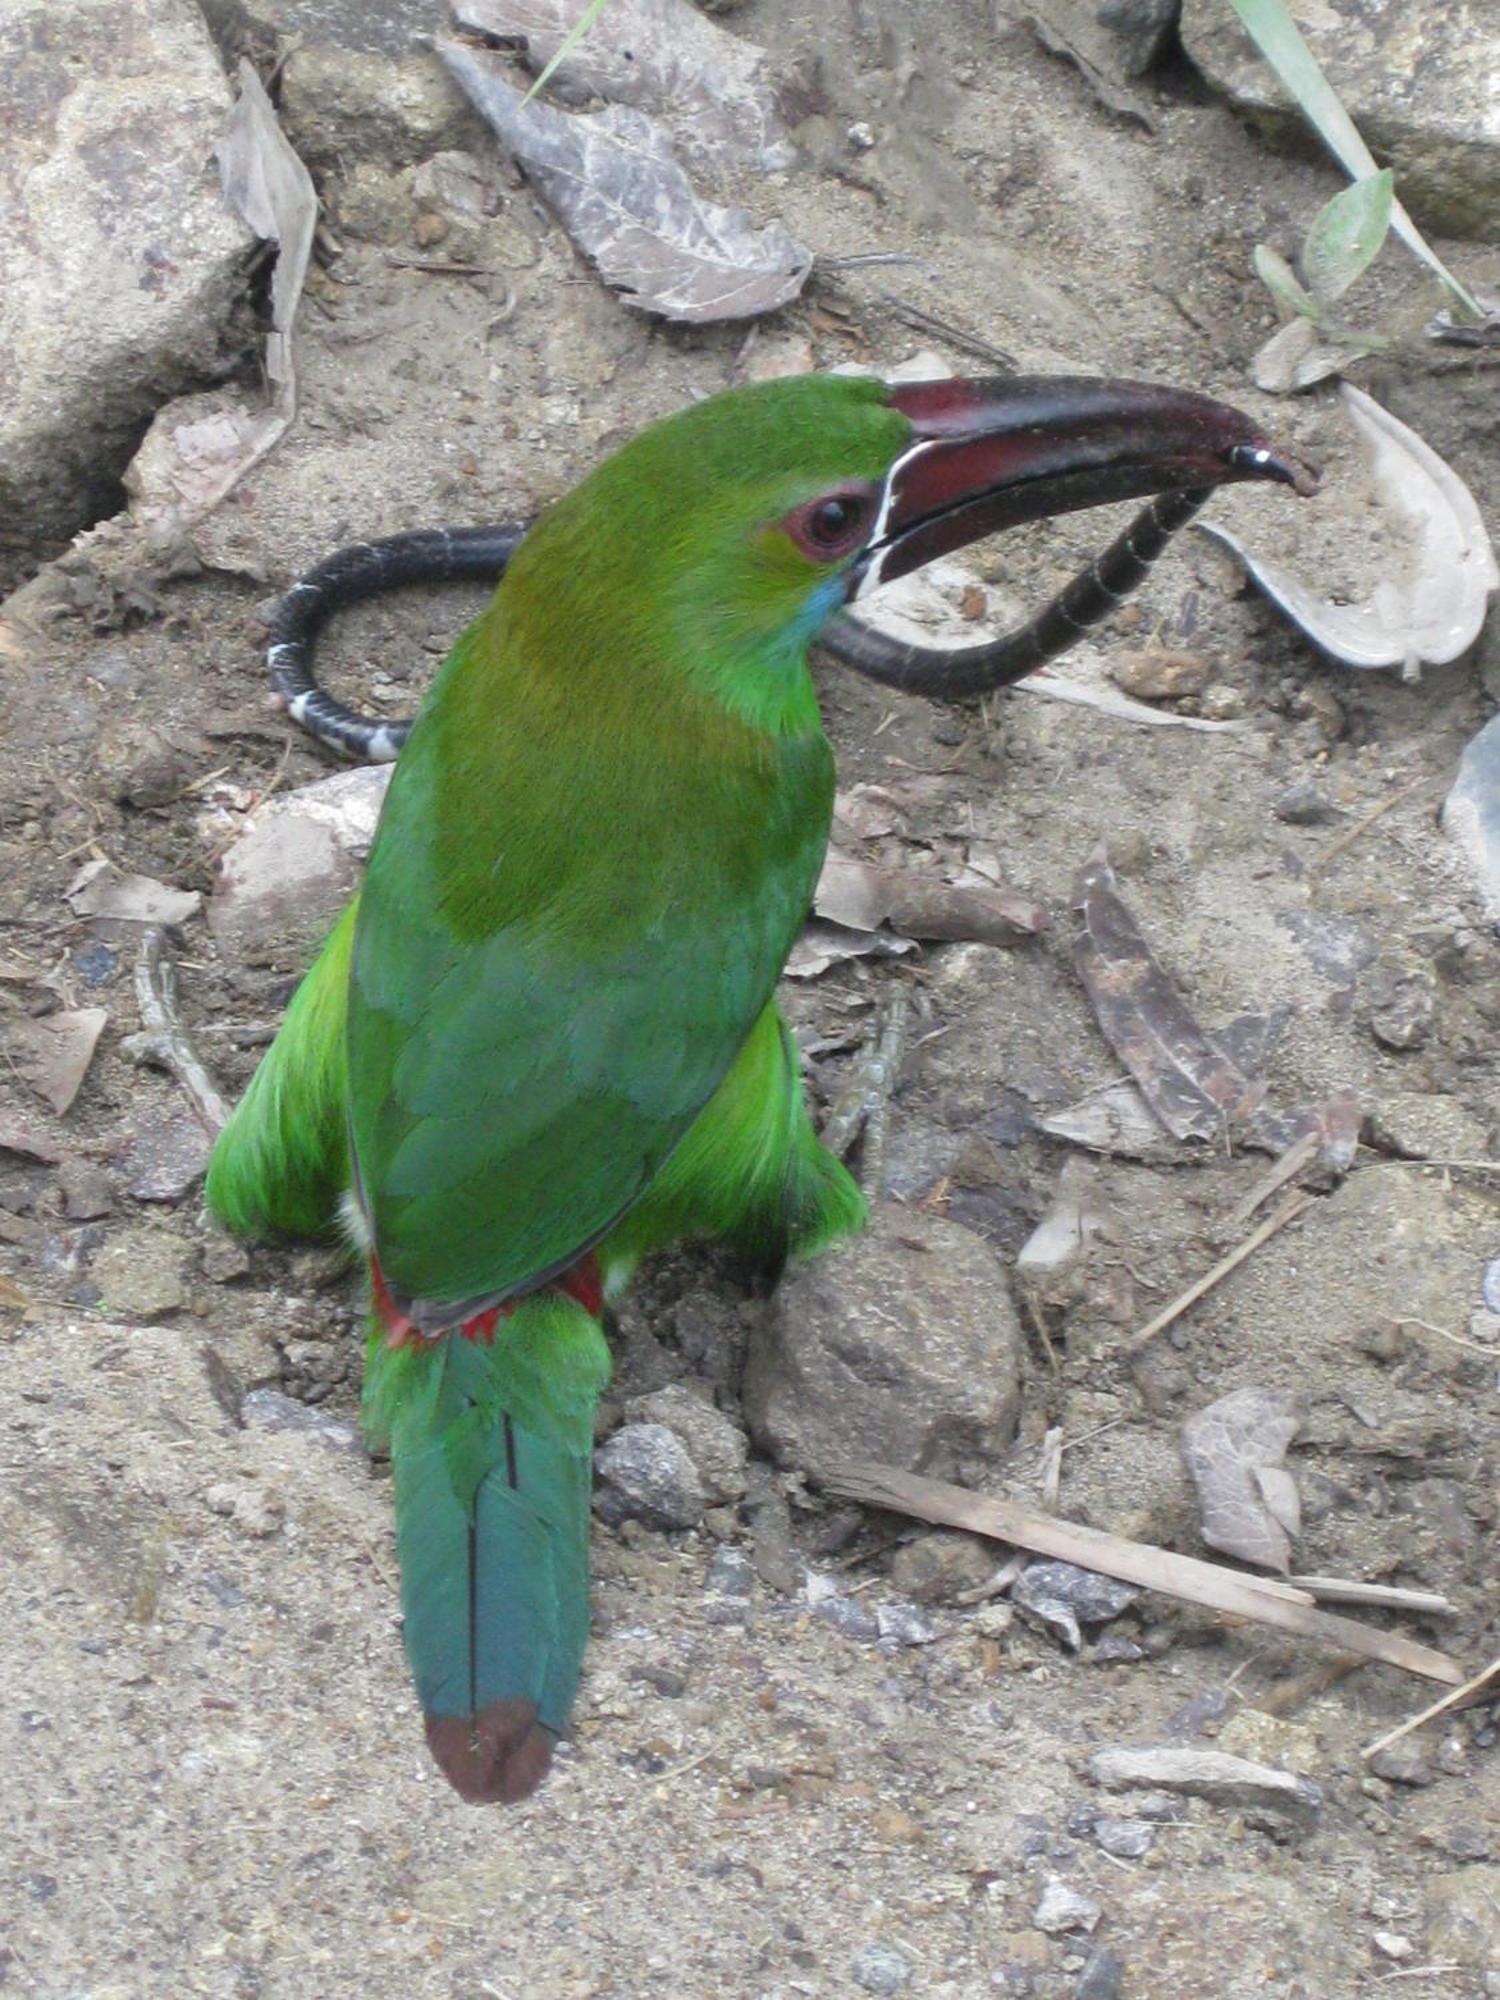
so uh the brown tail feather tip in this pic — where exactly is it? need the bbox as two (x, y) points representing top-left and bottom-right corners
(425, 1702), (556, 1804)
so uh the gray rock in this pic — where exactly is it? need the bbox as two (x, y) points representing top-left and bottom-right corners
(240, 1387), (360, 1454)
(92, 1230), (186, 1321)
(1181, 0), (1500, 238)
(0, 0), (255, 544)
(1033, 1876), (1102, 1935)
(1368, 1741), (1435, 1787)
(56, 1158), (113, 1221)
(1364, 955), (1438, 1052)
(1074, 1947), (1126, 2000)
(704, 1546), (754, 1598)
(1089, 1746), (1322, 1823)
(743, 1203), (1022, 1483)
(1093, 1816), (1155, 1859)
(851, 1941), (912, 1995)
(875, 1599), (937, 1647)
(209, 765), (392, 967)
(806, 1573), (879, 1643)
(280, 43), (484, 174)
(1444, 712), (1500, 923)
(1012, 1561), (1141, 1651)
(595, 1423), (705, 1531)
(626, 1384), (747, 1505)
(1027, 0), (1177, 82)
(1273, 780), (1340, 826)
(889, 1529), (995, 1604)
(123, 1110), (213, 1203)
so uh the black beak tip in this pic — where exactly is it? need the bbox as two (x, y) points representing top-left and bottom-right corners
(1227, 440), (1321, 499)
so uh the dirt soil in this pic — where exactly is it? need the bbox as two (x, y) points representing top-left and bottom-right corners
(2, 4), (1499, 1997)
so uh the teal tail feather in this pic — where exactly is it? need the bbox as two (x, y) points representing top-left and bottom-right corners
(364, 1294), (611, 1803)
(204, 900), (356, 1242)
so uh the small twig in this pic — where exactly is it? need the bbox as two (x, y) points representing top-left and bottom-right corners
(1259, 1653), (1365, 1717)
(1226, 1131), (1318, 1229)
(876, 292), (1017, 370)
(1125, 1191), (1313, 1355)
(385, 254), (496, 277)
(820, 1459), (1465, 1686)
(820, 989), (910, 1193)
(122, 928), (232, 1135)
(1038, 1427), (1063, 1510)
(1309, 774), (1434, 880)
(1361, 1651), (1500, 1761)
(1288, 1576), (1456, 1616)
(1390, 1315), (1497, 1356)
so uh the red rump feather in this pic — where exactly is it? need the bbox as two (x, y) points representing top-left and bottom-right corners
(370, 1251), (604, 1347)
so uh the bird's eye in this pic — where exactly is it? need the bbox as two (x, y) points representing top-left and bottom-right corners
(810, 497), (856, 543)
(780, 484), (878, 562)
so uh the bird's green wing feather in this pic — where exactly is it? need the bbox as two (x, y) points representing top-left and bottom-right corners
(347, 619), (833, 1314)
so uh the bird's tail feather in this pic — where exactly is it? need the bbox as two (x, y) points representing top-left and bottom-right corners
(364, 1293), (610, 1804)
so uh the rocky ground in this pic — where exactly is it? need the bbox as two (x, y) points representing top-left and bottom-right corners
(2, 2), (1499, 1996)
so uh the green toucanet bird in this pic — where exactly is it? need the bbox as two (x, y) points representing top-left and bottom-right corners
(206, 371), (1299, 1803)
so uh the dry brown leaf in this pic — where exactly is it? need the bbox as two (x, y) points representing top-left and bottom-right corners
(67, 860), (200, 927)
(816, 848), (1046, 946)
(456, 0), (796, 171)
(1182, 1387), (1304, 1575)
(1072, 848), (1265, 1142)
(1203, 384), (1497, 675)
(123, 61), (317, 528)
(439, 39), (811, 322)
(11, 1008), (107, 1116)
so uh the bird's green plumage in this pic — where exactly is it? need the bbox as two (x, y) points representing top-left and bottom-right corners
(205, 372), (911, 1799)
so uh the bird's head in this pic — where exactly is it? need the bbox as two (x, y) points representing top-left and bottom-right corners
(507, 371), (1307, 730)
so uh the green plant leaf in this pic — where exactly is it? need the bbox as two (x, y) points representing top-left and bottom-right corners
(1301, 169), (1393, 303)
(1253, 243), (1314, 318)
(1225, 0), (1481, 321)
(522, 0), (613, 106)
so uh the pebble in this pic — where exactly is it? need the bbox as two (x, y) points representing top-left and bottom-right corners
(743, 1202), (1022, 1483)
(890, 1530), (995, 1604)
(626, 1384), (747, 1504)
(1368, 1741), (1435, 1787)
(1371, 1932), (1414, 1962)
(704, 1546), (754, 1599)
(875, 1599), (937, 1647)
(1273, 779), (1340, 825)
(594, 1424), (705, 1531)
(1074, 1948), (1126, 2000)
(203, 1481), (284, 1538)
(1364, 956), (1437, 1051)
(1093, 1817), (1155, 1859)
(1108, 647), (1209, 700)
(851, 1941), (912, 1994)
(92, 1231), (185, 1320)
(1011, 1561), (1140, 1651)
(201, 1231), (251, 1283)
(1032, 1877), (1101, 1935)
(807, 1573), (880, 1643)
(1088, 1746), (1322, 1823)
(56, 1157), (113, 1220)
(122, 1110), (212, 1203)
(240, 1387), (360, 1454)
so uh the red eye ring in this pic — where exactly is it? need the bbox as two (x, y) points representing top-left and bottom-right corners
(781, 483), (878, 562)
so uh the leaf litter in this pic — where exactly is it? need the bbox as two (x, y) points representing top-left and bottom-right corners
(456, 0), (797, 172)
(1202, 384), (1498, 676)
(440, 37), (812, 322)
(1181, 1387), (1304, 1575)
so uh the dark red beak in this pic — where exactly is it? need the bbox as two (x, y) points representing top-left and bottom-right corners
(856, 375), (1315, 593)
